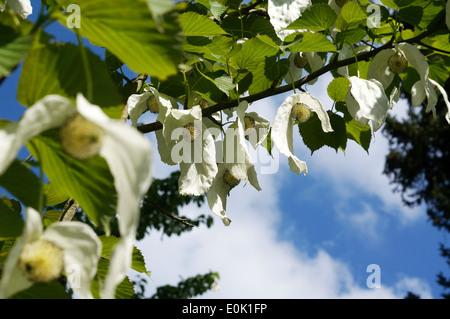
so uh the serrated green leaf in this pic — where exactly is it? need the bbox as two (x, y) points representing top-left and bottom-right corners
(285, 4), (337, 32)
(222, 14), (280, 45)
(298, 112), (347, 154)
(289, 32), (336, 52)
(92, 258), (135, 299)
(53, 0), (183, 80)
(43, 183), (70, 207)
(345, 119), (372, 152)
(17, 41), (122, 118)
(99, 235), (151, 277)
(336, 28), (367, 45)
(209, 1), (227, 21)
(0, 197), (23, 239)
(335, 102), (372, 151)
(179, 11), (228, 36)
(229, 35), (280, 94)
(42, 210), (62, 227)
(327, 77), (350, 102)
(335, 1), (367, 31)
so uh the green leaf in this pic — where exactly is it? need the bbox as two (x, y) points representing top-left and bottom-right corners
(99, 235), (151, 277)
(53, 0), (183, 80)
(179, 11), (228, 36)
(42, 210), (62, 227)
(0, 197), (23, 239)
(0, 25), (33, 79)
(327, 77), (350, 102)
(397, 6), (423, 27)
(298, 112), (347, 154)
(335, 1), (367, 31)
(336, 28), (367, 45)
(17, 41), (122, 118)
(289, 32), (336, 52)
(26, 130), (117, 232)
(222, 14), (280, 45)
(0, 159), (41, 211)
(209, 0), (228, 21)
(345, 119), (372, 152)
(11, 281), (70, 299)
(285, 4), (337, 32)
(92, 258), (135, 299)
(146, 0), (177, 21)
(229, 35), (280, 94)
(335, 102), (372, 152)
(43, 183), (70, 207)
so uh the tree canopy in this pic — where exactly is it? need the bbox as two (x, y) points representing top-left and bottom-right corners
(0, 0), (450, 299)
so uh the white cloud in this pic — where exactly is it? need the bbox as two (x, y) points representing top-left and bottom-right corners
(136, 146), (432, 299)
(335, 202), (387, 242)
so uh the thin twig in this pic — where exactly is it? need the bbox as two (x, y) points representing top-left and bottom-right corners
(145, 198), (195, 227)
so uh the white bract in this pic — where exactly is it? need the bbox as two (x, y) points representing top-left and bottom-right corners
(0, 0), (32, 18)
(159, 105), (218, 196)
(272, 93), (333, 175)
(127, 86), (176, 126)
(237, 101), (271, 150)
(368, 43), (450, 123)
(268, 0), (311, 41)
(0, 207), (101, 299)
(206, 102), (261, 225)
(127, 86), (179, 165)
(345, 76), (389, 132)
(0, 93), (153, 299)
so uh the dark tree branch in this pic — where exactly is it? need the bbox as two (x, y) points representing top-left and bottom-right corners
(137, 17), (445, 135)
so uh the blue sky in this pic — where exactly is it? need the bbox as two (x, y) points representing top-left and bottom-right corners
(1, 0), (449, 299)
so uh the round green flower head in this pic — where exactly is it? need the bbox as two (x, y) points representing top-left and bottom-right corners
(294, 53), (308, 69)
(59, 114), (104, 160)
(291, 102), (311, 123)
(388, 53), (408, 74)
(244, 115), (256, 131)
(146, 95), (159, 114)
(183, 122), (200, 142)
(223, 170), (240, 188)
(19, 239), (64, 283)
